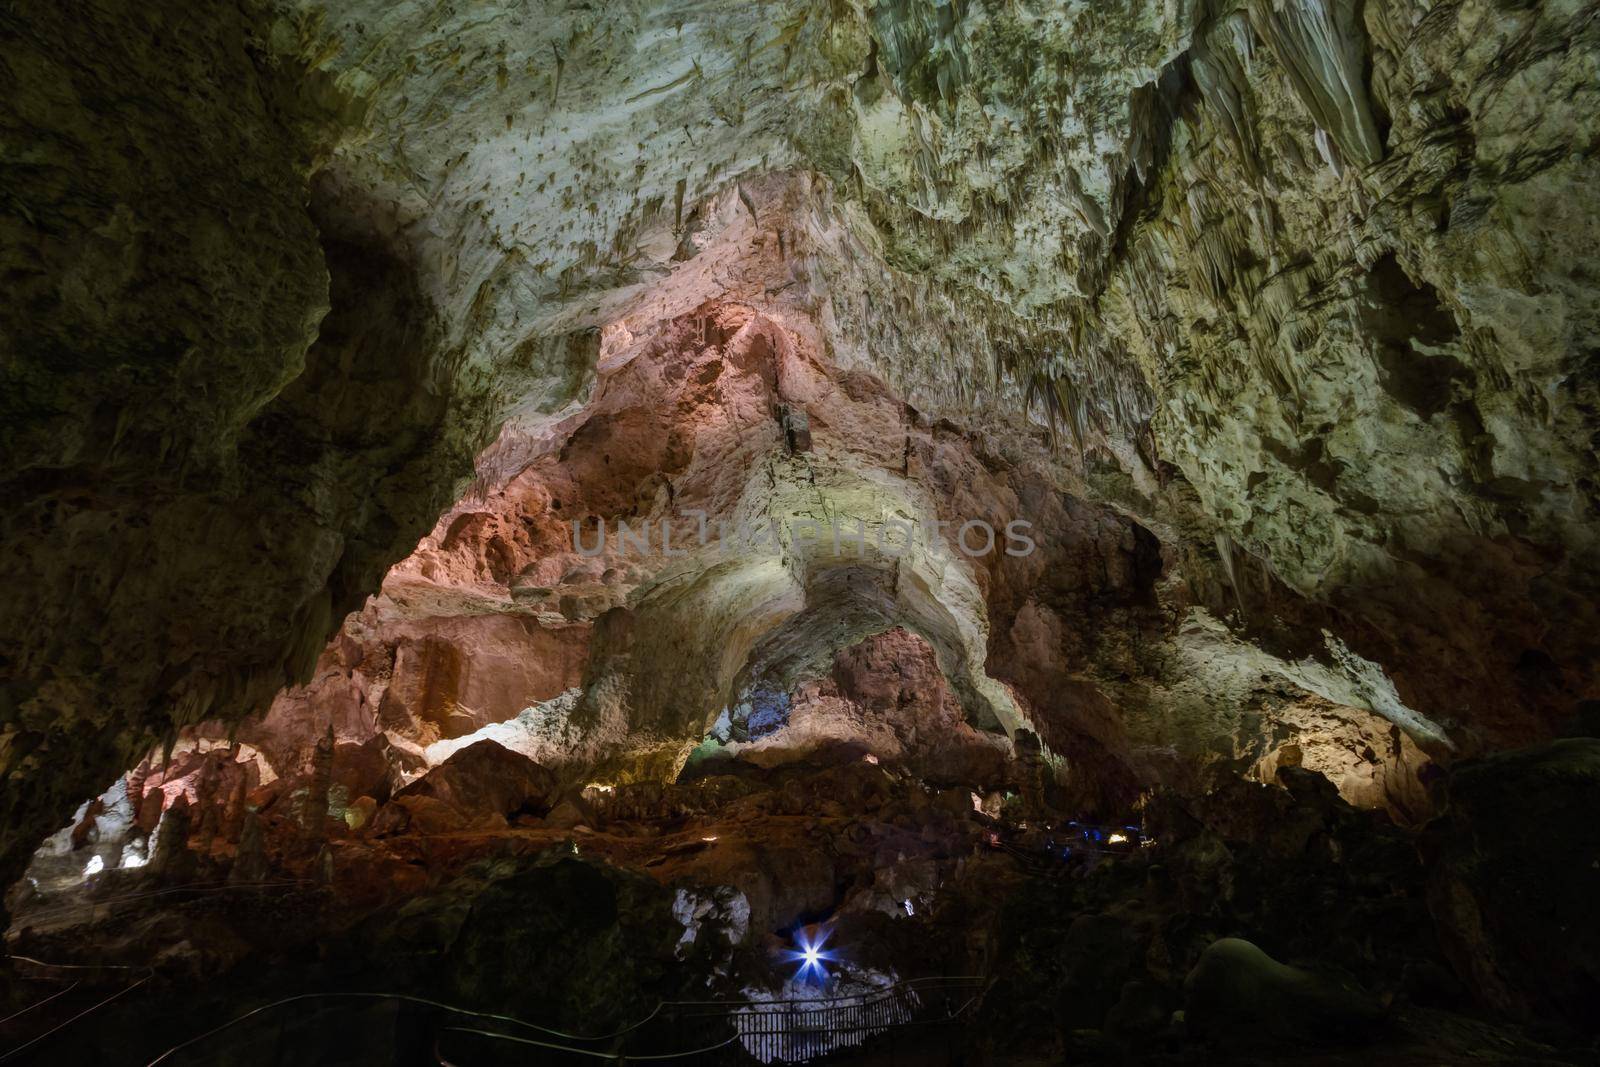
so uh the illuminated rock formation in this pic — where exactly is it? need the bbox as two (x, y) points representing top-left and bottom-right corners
(0, 0), (1596, 1059)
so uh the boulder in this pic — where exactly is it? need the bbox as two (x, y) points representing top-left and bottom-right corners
(343, 795), (379, 832)
(372, 794), (475, 836)
(439, 858), (688, 1031)
(393, 740), (559, 824)
(332, 738), (399, 805)
(543, 794), (598, 831)
(1183, 937), (1385, 1046)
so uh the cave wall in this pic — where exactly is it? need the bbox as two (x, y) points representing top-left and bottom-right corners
(0, 0), (592, 892)
(0, 0), (334, 890)
(118, 287), (1447, 838)
(1093, 0), (1600, 748)
(3, 0), (1597, 887)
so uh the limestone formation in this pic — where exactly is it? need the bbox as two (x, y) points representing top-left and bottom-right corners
(1183, 937), (1386, 1046)
(4, 0), (1596, 887)
(230, 810), (269, 885)
(149, 795), (193, 881)
(0, 0), (1596, 1060)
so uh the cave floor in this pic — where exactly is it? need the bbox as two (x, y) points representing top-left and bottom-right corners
(5, 770), (1597, 1066)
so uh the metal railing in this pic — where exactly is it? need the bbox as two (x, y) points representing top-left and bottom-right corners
(673, 976), (986, 1064)
(445, 976), (987, 1065)
(10, 878), (316, 935)
(139, 976), (989, 1066)
(0, 956), (155, 1065)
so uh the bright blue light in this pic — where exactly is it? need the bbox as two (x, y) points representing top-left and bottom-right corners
(786, 926), (836, 983)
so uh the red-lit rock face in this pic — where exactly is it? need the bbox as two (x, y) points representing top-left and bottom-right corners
(195, 299), (1052, 792)
(0, 188), (1487, 928)
(90, 291), (1446, 862)
(4, 3), (1597, 1055)
(721, 627), (1013, 787)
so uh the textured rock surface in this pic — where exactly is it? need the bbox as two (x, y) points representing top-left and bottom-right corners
(387, 739), (559, 829)
(1422, 739), (1600, 1029)
(6, 7), (1600, 1063)
(86, 291), (1447, 835)
(1183, 937), (1386, 1046)
(0, 0), (567, 889)
(2, 0), (1597, 929)
(8, 720), (1595, 1063)
(1093, 0), (1600, 752)
(721, 627), (1014, 784)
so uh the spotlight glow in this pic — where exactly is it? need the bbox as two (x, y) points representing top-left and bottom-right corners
(785, 926), (837, 983)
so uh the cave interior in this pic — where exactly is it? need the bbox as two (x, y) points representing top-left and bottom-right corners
(1, 0), (1598, 1064)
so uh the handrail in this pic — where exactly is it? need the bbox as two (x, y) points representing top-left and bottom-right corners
(145, 976), (990, 1065)
(0, 982), (78, 1026)
(0, 976), (150, 1064)
(655, 974), (988, 1010)
(441, 1026), (744, 1061)
(448, 977), (987, 1063)
(436, 1027), (620, 1060)
(6, 953), (149, 973)
(15, 878), (315, 922)
(146, 991), (668, 1065)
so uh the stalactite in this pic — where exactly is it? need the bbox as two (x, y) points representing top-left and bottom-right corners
(1191, 26), (1262, 175)
(1249, 0), (1384, 167)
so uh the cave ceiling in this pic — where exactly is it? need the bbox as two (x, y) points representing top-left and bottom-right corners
(1, 0), (1597, 890)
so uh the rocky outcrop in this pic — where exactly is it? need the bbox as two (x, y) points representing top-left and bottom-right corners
(388, 739), (558, 829)
(1423, 738), (1600, 1030)
(0, 1), (573, 892)
(1183, 937), (1386, 1046)
(96, 291), (1447, 833)
(0, 0), (323, 893)
(1092, 0), (1600, 752)
(710, 628), (1014, 786)
(2, 0), (1596, 969)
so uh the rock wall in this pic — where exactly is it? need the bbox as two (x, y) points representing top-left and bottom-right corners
(103, 289), (1446, 841)
(3, 0), (1596, 888)
(1094, 0), (1600, 749)
(715, 627), (1015, 785)
(0, 0), (596, 888)
(1, 0), (333, 890)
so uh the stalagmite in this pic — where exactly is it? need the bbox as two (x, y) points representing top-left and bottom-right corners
(230, 810), (268, 885)
(299, 726), (336, 855)
(150, 796), (194, 881)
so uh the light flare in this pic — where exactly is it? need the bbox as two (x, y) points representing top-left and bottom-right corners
(785, 925), (837, 983)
